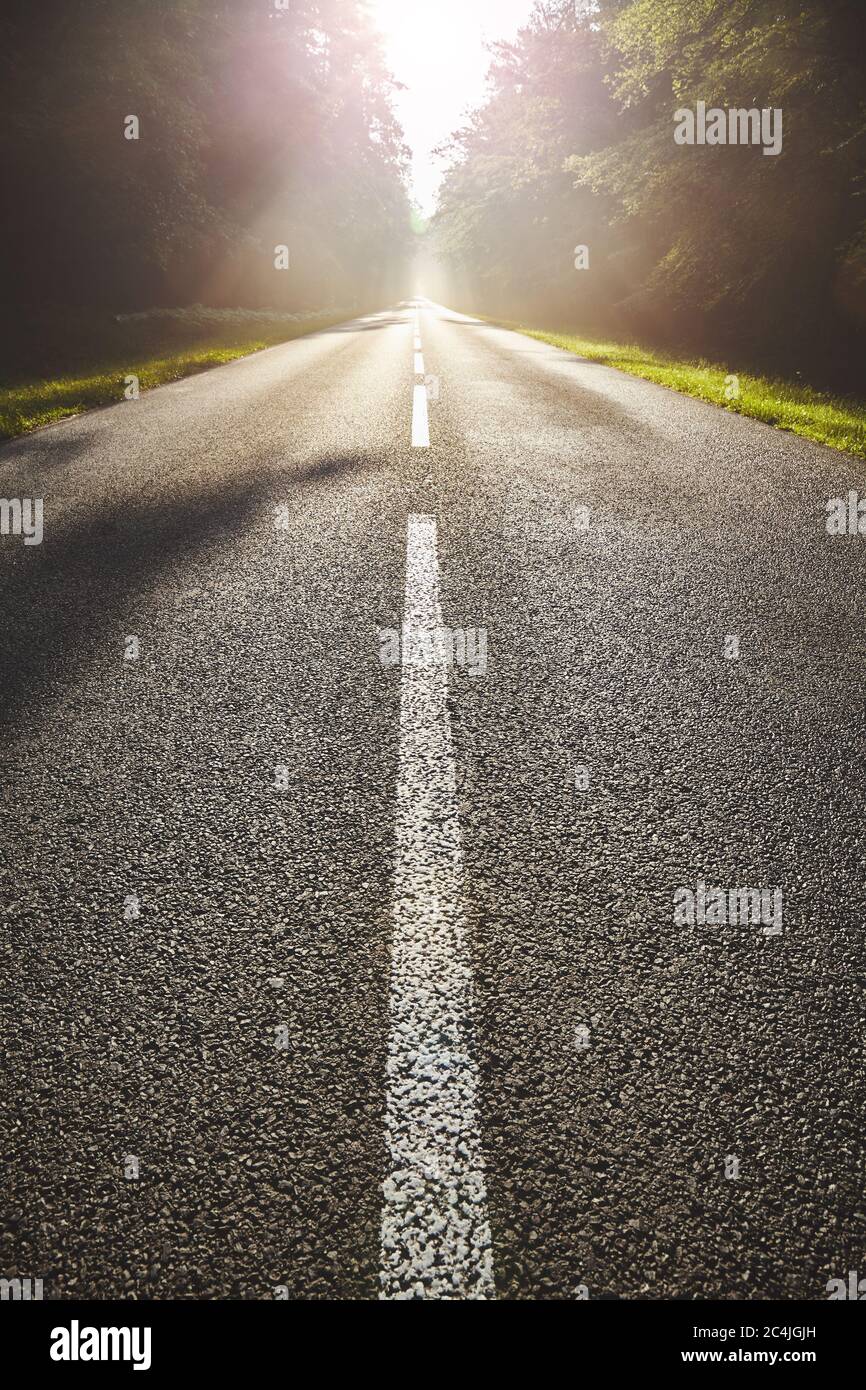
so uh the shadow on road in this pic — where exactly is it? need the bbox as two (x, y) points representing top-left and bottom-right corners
(0, 417), (111, 477)
(0, 450), (375, 731)
(314, 315), (406, 334)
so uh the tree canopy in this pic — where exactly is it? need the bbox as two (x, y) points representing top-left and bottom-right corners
(0, 0), (414, 314)
(432, 0), (866, 384)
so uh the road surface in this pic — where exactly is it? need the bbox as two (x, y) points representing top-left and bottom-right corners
(1, 302), (864, 1299)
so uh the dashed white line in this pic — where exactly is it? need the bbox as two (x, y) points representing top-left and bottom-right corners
(414, 352), (425, 375)
(379, 515), (495, 1301)
(411, 384), (430, 448)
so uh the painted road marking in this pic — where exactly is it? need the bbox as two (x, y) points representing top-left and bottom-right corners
(414, 352), (425, 375)
(379, 514), (494, 1300)
(412, 384), (430, 448)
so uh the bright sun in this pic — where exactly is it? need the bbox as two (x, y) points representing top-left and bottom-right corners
(366, 0), (536, 214)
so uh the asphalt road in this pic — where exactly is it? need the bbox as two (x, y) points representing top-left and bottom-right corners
(1, 302), (864, 1300)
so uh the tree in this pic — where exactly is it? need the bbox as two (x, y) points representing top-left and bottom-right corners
(432, 0), (866, 384)
(0, 0), (413, 315)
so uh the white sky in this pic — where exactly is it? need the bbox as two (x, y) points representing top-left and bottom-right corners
(367, 0), (538, 216)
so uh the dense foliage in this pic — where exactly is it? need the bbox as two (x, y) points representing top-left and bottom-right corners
(0, 0), (414, 316)
(432, 0), (866, 384)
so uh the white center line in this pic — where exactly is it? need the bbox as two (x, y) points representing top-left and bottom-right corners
(411, 383), (430, 448)
(413, 335), (422, 351)
(414, 351), (425, 375)
(379, 515), (495, 1301)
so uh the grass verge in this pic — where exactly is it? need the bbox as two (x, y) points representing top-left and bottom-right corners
(495, 322), (866, 461)
(0, 307), (353, 442)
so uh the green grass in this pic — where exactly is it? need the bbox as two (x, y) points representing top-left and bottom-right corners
(496, 322), (866, 460)
(0, 307), (353, 441)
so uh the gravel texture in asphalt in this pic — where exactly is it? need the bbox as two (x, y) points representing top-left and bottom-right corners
(1, 303), (864, 1299)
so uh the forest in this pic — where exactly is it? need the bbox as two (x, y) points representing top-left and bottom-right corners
(0, 0), (414, 321)
(1, 0), (863, 396)
(431, 0), (866, 389)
